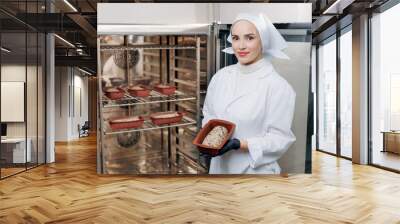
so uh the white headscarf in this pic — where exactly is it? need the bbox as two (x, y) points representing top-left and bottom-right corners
(222, 13), (290, 60)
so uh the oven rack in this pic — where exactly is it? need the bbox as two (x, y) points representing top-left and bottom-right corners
(103, 116), (196, 135)
(102, 90), (196, 108)
(100, 44), (196, 51)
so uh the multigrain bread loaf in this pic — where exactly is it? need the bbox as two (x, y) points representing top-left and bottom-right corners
(202, 126), (228, 148)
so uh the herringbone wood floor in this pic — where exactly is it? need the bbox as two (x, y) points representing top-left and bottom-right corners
(1, 135), (400, 223)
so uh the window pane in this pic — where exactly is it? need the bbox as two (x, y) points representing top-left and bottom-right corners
(340, 29), (352, 158)
(318, 37), (337, 154)
(371, 3), (400, 171)
(1, 31), (28, 177)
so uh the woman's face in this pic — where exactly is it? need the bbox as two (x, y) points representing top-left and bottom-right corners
(231, 20), (263, 65)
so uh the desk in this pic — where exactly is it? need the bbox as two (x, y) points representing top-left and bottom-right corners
(1, 138), (31, 163)
(382, 131), (400, 154)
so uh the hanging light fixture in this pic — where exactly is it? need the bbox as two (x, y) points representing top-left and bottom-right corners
(54, 34), (75, 48)
(1, 47), (11, 53)
(63, 0), (78, 12)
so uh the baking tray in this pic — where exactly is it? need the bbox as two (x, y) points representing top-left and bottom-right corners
(192, 119), (236, 156)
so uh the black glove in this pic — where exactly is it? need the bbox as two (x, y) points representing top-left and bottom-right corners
(216, 138), (241, 156)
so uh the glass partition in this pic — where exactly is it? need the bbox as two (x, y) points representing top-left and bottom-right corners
(371, 3), (400, 171)
(317, 36), (337, 155)
(0, 1), (46, 179)
(0, 30), (28, 177)
(339, 28), (352, 158)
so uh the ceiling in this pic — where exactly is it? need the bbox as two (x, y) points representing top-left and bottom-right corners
(0, 0), (394, 73)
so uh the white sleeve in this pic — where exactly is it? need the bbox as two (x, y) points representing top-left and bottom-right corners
(202, 75), (218, 128)
(246, 81), (296, 168)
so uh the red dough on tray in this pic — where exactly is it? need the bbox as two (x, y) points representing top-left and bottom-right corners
(104, 87), (124, 100)
(154, 84), (176, 95)
(150, 111), (183, 125)
(109, 116), (145, 130)
(127, 85), (150, 97)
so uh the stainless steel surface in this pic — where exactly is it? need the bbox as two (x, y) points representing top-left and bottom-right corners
(98, 33), (208, 175)
(97, 37), (104, 174)
(113, 50), (140, 68)
(116, 132), (141, 148)
(104, 116), (197, 135)
(97, 24), (211, 36)
(100, 44), (197, 51)
(196, 37), (201, 130)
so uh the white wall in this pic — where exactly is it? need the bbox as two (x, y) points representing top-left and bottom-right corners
(98, 3), (311, 25)
(312, 45), (316, 151)
(55, 67), (89, 141)
(273, 42), (311, 173)
(72, 74), (89, 138)
(98, 3), (213, 25)
(55, 66), (70, 141)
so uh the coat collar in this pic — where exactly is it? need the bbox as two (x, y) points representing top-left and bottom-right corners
(223, 58), (275, 111)
(235, 58), (274, 79)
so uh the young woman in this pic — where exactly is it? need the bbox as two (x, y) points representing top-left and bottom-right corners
(202, 13), (296, 174)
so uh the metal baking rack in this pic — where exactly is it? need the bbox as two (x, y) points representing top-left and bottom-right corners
(102, 90), (196, 108)
(103, 116), (196, 135)
(97, 34), (207, 174)
(100, 44), (197, 51)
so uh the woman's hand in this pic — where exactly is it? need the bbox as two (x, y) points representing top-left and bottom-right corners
(239, 139), (248, 152)
(216, 138), (241, 156)
(200, 139), (248, 158)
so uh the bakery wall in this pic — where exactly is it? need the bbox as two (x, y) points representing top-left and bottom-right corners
(55, 67), (89, 141)
(272, 42), (311, 173)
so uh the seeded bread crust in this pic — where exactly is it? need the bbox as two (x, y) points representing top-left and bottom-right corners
(202, 126), (228, 147)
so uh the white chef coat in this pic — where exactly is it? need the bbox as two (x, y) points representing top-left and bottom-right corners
(202, 58), (296, 174)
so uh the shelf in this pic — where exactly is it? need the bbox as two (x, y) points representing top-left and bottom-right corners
(176, 102), (197, 114)
(171, 67), (196, 74)
(142, 71), (160, 78)
(104, 116), (197, 135)
(181, 125), (198, 137)
(143, 61), (160, 67)
(143, 52), (160, 57)
(172, 56), (197, 63)
(170, 68), (207, 78)
(171, 55), (207, 61)
(171, 78), (197, 88)
(100, 44), (196, 51)
(102, 90), (196, 108)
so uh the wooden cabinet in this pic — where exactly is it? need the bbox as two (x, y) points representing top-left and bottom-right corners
(382, 132), (400, 154)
